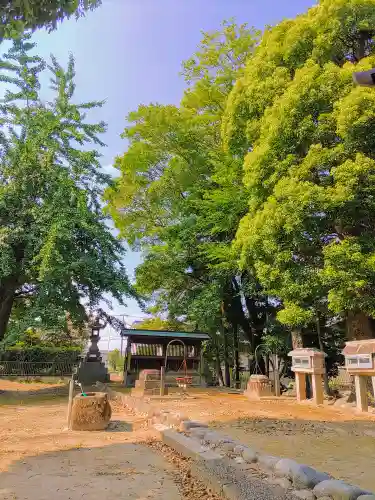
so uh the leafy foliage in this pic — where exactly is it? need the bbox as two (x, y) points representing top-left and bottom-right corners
(107, 348), (124, 372)
(223, 0), (375, 338)
(0, 0), (101, 39)
(0, 36), (135, 341)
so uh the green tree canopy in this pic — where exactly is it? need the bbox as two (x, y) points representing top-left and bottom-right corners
(1, 0), (101, 39)
(0, 36), (135, 341)
(105, 21), (271, 350)
(223, 0), (375, 339)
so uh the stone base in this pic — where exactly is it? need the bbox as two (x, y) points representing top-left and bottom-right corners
(244, 375), (274, 400)
(76, 361), (110, 386)
(71, 392), (111, 431)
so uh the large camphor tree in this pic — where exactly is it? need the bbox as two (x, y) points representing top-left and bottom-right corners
(0, 36), (134, 341)
(223, 0), (375, 342)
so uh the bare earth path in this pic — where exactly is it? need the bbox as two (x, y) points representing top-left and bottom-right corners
(2, 382), (375, 496)
(0, 381), (182, 500)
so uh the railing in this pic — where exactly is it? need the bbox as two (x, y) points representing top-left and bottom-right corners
(0, 360), (77, 377)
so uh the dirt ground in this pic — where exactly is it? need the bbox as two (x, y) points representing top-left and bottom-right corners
(0, 381), (221, 500)
(2, 381), (375, 496)
(149, 389), (375, 492)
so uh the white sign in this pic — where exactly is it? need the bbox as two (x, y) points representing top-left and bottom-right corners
(345, 354), (373, 370)
(293, 357), (311, 369)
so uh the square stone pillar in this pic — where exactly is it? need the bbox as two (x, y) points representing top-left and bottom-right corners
(295, 372), (307, 402)
(311, 373), (324, 405)
(355, 375), (368, 412)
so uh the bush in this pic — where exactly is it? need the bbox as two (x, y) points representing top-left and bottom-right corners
(0, 345), (82, 363)
(107, 349), (125, 372)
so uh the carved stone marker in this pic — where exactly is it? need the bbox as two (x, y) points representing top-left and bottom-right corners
(71, 392), (111, 431)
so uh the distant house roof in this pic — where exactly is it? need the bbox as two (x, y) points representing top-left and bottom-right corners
(120, 329), (210, 341)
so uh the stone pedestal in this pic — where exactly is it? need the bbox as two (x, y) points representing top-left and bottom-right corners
(71, 392), (111, 431)
(244, 374), (273, 400)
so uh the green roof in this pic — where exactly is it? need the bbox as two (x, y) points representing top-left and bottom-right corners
(120, 329), (210, 340)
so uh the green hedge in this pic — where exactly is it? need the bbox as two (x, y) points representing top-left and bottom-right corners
(0, 346), (82, 363)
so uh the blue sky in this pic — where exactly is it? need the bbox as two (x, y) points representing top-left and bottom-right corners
(27, 0), (316, 344)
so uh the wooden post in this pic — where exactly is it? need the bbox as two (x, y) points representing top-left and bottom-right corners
(123, 337), (132, 387)
(274, 354), (281, 397)
(311, 373), (324, 405)
(160, 366), (165, 397)
(67, 378), (74, 429)
(295, 372), (307, 402)
(355, 375), (368, 412)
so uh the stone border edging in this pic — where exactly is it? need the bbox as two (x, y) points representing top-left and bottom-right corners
(182, 421), (375, 500)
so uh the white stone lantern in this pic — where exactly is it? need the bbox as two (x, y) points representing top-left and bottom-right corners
(342, 340), (375, 412)
(288, 348), (326, 405)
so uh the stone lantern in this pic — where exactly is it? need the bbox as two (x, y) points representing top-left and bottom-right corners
(288, 348), (326, 405)
(76, 313), (110, 385)
(342, 340), (375, 412)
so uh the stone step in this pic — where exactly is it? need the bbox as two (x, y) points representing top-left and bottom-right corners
(131, 387), (169, 397)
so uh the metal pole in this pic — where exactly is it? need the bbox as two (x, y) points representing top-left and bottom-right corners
(67, 378), (74, 429)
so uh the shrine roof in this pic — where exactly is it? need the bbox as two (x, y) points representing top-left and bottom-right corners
(120, 329), (210, 341)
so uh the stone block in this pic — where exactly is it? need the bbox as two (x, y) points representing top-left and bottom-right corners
(190, 427), (208, 439)
(293, 489), (316, 500)
(203, 431), (234, 448)
(162, 429), (215, 460)
(257, 454), (280, 471)
(180, 420), (208, 431)
(242, 447), (258, 463)
(313, 480), (367, 500)
(269, 477), (292, 489)
(275, 458), (330, 489)
(357, 496), (375, 500)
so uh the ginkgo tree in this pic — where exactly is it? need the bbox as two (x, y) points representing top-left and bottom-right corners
(0, 36), (134, 341)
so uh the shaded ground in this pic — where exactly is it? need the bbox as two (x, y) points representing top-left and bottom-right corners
(146, 389), (375, 492)
(0, 381), (220, 500)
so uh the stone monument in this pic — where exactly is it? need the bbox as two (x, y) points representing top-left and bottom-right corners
(76, 314), (110, 386)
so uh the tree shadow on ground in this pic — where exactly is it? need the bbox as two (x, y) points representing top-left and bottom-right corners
(0, 442), (180, 500)
(210, 415), (375, 493)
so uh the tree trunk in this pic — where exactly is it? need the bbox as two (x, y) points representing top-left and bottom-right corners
(0, 284), (17, 341)
(222, 326), (231, 387)
(316, 313), (330, 395)
(214, 342), (224, 386)
(346, 311), (375, 340)
(291, 329), (304, 348)
(233, 323), (240, 388)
